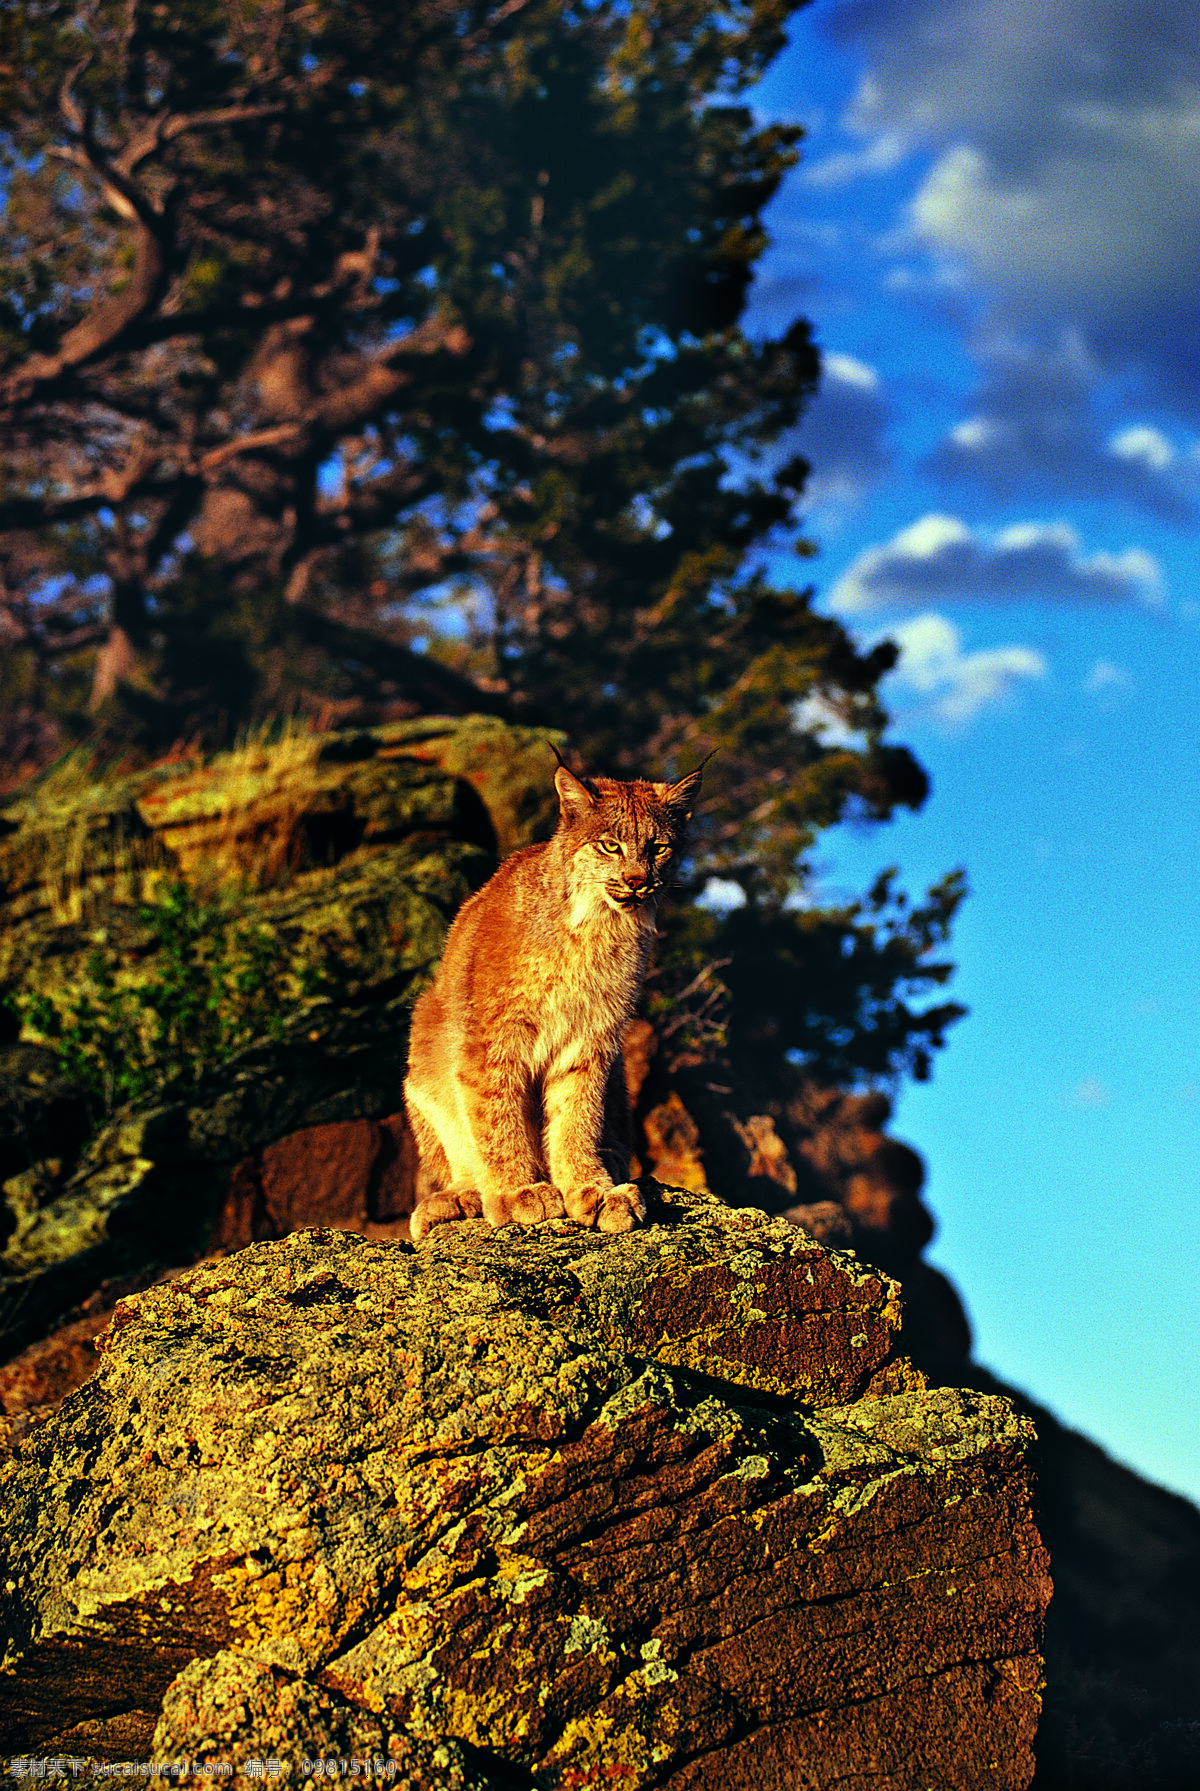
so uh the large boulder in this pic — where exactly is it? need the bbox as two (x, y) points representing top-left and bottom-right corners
(0, 714), (968, 1389)
(0, 1188), (1050, 1788)
(0, 717), (562, 1357)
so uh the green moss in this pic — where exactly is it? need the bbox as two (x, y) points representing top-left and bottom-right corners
(0, 1218), (1044, 1781)
(0, 718), (561, 1354)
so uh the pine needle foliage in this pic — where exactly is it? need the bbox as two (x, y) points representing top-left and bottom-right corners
(0, 0), (966, 1091)
(13, 880), (326, 1113)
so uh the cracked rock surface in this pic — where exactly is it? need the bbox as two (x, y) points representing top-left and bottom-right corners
(0, 1187), (1050, 1788)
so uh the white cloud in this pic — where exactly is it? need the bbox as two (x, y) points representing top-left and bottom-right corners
(1079, 546), (1164, 595)
(925, 340), (1199, 523)
(823, 352), (879, 391)
(949, 418), (1001, 451)
(819, 1), (1200, 408)
(804, 130), (908, 189)
(884, 613), (1047, 724)
(1085, 659), (1134, 704)
(1067, 1077), (1110, 1109)
(792, 691), (862, 745)
(698, 877), (747, 912)
(1108, 426), (1174, 471)
(787, 349), (892, 503)
(829, 513), (1164, 614)
(904, 112), (1200, 347)
(889, 513), (971, 558)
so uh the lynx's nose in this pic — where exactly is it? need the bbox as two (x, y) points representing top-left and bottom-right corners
(622, 869), (650, 893)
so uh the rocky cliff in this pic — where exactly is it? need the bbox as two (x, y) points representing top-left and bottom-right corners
(0, 716), (970, 1386)
(0, 1188), (1049, 1788)
(2, 716), (1198, 1787)
(0, 716), (558, 1364)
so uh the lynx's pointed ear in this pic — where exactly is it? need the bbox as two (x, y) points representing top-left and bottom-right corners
(552, 747), (598, 820)
(663, 749), (715, 820)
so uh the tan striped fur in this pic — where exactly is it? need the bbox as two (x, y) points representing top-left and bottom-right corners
(404, 759), (701, 1239)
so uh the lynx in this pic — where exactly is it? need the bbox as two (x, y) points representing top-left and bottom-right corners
(403, 755), (702, 1240)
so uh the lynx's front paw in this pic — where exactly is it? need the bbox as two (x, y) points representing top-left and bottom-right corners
(564, 1180), (646, 1232)
(411, 1185), (484, 1242)
(483, 1182), (567, 1228)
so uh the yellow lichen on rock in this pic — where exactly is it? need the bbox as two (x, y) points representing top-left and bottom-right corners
(0, 717), (564, 1360)
(0, 1202), (1049, 1787)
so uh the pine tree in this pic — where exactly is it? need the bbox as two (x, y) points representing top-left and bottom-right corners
(0, 0), (964, 1087)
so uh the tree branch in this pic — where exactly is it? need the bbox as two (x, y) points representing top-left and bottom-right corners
(194, 422), (303, 473)
(115, 103), (287, 178)
(315, 462), (437, 535)
(290, 605), (512, 718)
(0, 596), (109, 660)
(462, 0), (536, 54)
(189, 317), (472, 474)
(0, 208), (169, 407)
(2, 96), (282, 409)
(310, 319), (472, 435)
(0, 446), (176, 534)
(0, 309), (471, 539)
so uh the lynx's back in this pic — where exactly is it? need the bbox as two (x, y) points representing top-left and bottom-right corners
(403, 759), (701, 1238)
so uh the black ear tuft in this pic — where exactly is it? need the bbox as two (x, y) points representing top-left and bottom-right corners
(550, 742), (600, 801)
(554, 760), (598, 816)
(665, 748), (714, 817)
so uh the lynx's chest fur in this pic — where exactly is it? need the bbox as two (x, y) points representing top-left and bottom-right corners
(522, 886), (652, 1068)
(403, 755), (702, 1239)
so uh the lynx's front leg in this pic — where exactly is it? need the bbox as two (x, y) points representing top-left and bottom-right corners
(544, 1054), (645, 1233)
(405, 1096), (486, 1241)
(461, 1042), (565, 1229)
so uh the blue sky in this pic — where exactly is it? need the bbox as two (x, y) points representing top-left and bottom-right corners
(746, 0), (1200, 1502)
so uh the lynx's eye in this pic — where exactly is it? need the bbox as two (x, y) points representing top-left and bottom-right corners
(596, 839), (622, 856)
(649, 842), (670, 858)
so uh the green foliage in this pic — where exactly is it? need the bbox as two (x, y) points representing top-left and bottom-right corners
(0, 0), (886, 877)
(13, 881), (326, 1114)
(649, 868), (968, 1093)
(725, 867), (968, 1089)
(0, 0), (968, 1091)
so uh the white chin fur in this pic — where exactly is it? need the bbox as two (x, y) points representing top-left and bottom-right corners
(602, 888), (655, 915)
(568, 884), (656, 927)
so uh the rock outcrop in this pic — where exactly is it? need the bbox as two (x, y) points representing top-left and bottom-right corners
(5, 714), (1199, 1785)
(1, 715), (969, 1410)
(0, 1189), (1050, 1788)
(0, 716), (559, 1359)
